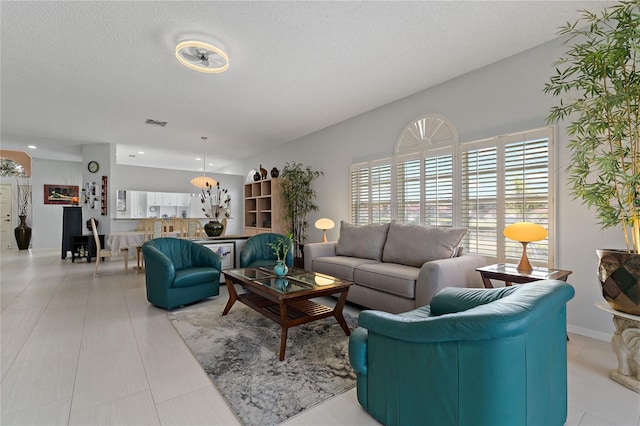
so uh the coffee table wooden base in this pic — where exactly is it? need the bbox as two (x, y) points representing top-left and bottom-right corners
(223, 277), (351, 361)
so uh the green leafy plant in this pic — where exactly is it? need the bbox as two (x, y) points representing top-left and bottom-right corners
(545, 0), (640, 252)
(266, 232), (293, 263)
(280, 162), (323, 256)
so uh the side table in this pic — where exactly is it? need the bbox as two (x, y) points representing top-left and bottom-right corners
(476, 263), (572, 288)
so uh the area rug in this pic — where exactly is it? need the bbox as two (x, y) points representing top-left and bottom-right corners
(167, 302), (359, 426)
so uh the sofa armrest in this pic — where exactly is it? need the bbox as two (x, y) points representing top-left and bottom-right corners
(304, 242), (337, 270)
(415, 253), (486, 307)
(142, 244), (176, 287)
(348, 327), (368, 375)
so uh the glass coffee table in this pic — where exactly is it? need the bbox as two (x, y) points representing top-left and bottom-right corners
(222, 266), (353, 361)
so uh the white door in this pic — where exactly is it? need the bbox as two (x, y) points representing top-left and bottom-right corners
(0, 184), (13, 249)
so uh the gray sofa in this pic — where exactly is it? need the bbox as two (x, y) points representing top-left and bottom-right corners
(304, 221), (486, 313)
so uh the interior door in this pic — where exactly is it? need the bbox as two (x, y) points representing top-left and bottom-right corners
(0, 184), (13, 249)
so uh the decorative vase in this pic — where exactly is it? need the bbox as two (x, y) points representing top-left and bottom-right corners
(271, 167), (279, 178)
(273, 261), (288, 277)
(204, 220), (224, 237)
(14, 215), (32, 250)
(597, 249), (640, 316)
(253, 171), (261, 181)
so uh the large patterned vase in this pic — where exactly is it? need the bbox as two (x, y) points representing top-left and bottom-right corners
(204, 220), (224, 237)
(597, 249), (640, 315)
(14, 215), (32, 250)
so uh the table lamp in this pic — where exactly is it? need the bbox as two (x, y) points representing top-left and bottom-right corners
(315, 218), (335, 243)
(503, 222), (548, 273)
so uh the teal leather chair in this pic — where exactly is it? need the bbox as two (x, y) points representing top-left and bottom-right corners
(349, 280), (575, 426)
(142, 238), (222, 310)
(239, 233), (293, 268)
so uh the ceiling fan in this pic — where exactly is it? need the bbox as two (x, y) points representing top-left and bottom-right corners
(180, 46), (225, 68)
(175, 40), (229, 74)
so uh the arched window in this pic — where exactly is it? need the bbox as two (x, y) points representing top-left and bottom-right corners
(350, 115), (555, 267)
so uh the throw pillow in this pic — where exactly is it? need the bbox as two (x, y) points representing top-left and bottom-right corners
(335, 221), (390, 260)
(382, 221), (467, 267)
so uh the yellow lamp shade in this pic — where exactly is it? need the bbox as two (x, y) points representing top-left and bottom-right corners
(315, 218), (335, 230)
(190, 176), (217, 189)
(503, 222), (547, 243)
(315, 218), (335, 243)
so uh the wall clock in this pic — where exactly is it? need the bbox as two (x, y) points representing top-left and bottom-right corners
(88, 161), (99, 173)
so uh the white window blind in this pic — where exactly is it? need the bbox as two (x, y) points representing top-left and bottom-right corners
(424, 151), (454, 227)
(350, 165), (370, 224)
(350, 160), (391, 225)
(349, 124), (554, 266)
(396, 154), (421, 224)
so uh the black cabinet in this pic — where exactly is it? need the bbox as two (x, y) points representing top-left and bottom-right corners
(61, 207), (82, 259)
(71, 234), (104, 263)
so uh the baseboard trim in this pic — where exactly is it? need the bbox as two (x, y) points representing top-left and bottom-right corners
(567, 324), (612, 342)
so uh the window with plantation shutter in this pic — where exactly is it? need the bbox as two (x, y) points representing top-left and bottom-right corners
(424, 150), (454, 227)
(350, 160), (391, 225)
(350, 165), (369, 224)
(349, 120), (554, 267)
(460, 145), (498, 257)
(396, 155), (421, 224)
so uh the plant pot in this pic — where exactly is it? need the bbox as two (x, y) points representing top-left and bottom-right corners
(273, 261), (288, 277)
(14, 215), (32, 250)
(204, 220), (224, 237)
(597, 249), (640, 316)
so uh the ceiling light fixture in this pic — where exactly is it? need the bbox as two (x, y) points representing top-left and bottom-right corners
(191, 136), (217, 189)
(175, 40), (229, 74)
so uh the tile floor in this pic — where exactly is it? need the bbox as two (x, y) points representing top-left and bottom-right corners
(1, 248), (639, 425)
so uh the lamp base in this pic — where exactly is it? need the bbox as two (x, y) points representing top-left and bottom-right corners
(516, 242), (533, 273)
(321, 230), (328, 243)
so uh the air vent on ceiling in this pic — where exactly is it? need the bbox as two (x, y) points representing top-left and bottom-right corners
(145, 118), (168, 127)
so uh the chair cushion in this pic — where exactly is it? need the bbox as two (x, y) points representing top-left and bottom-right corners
(173, 267), (219, 288)
(382, 221), (467, 267)
(353, 262), (419, 299)
(335, 221), (390, 261)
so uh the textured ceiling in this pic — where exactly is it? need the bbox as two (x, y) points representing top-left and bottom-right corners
(0, 1), (616, 172)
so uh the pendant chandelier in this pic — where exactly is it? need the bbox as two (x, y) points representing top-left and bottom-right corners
(191, 136), (217, 189)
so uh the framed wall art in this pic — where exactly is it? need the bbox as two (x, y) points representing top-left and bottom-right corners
(44, 184), (79, 205)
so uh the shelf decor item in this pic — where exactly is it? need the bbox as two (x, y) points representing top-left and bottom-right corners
(545, 1), (640, 315)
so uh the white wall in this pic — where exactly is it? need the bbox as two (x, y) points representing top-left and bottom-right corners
(223, 38), (618, 339)
(25, 157), (244, 249)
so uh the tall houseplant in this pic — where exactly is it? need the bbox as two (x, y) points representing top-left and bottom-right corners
(545, 0), (640, 315)
(280, 162), (323, 259)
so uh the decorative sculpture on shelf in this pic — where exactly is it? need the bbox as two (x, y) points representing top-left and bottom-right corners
(260, 164), (268, 180)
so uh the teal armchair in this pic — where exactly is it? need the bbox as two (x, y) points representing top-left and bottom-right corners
(142, 238), (222, 310)
(239, 233), (293, 268)
(349, 280), (575, 426)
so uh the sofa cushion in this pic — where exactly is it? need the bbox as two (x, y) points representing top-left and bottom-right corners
(336, 221), (390, 261)
(354, 262), (419, 299)
(313, 256), (379, 281)
(382, 221), (467, 267)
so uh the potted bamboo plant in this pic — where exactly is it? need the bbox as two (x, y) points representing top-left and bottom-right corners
(280, 162), (323, 265)
(545, 1), (639, 315)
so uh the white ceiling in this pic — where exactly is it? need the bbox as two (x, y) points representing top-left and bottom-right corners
(1, 1), (616, 173)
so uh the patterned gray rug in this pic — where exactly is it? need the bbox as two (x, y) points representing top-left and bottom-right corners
(167, 302), (358, 426)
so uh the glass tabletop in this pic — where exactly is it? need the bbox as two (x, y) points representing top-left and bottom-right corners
(226, 267), (349, 294)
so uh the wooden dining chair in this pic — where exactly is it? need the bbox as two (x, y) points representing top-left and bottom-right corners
(136, 219), (166, 271)
(91, 218), (128, 276)
(185, 219), (203, 238)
